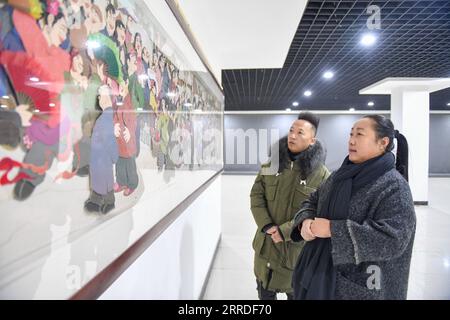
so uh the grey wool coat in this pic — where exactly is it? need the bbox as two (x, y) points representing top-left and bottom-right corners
(290, 168), (416, 300)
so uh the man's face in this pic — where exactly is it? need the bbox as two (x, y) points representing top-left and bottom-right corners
(98, 85), (112, 110)
(107, 10), (115, 30)
(287, 119), (316, 153)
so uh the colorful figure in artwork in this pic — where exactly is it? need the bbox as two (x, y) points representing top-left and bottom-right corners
(84, 84), (118, 214)
(113, 77), (138, 196)
(0, 0), (222, 202)
(0, 5), (71, 198)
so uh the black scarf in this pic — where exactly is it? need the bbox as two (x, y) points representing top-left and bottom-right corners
(292, 152), (395, 300)
(288, 149), (301, 161)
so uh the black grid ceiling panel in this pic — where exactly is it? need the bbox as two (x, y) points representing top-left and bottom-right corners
(223, 0), (450, 111)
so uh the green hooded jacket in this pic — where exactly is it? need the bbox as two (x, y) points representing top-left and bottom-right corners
(250, 138), (330, 293)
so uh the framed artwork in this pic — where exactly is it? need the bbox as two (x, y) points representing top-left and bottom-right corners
(0, 0), (223, 298)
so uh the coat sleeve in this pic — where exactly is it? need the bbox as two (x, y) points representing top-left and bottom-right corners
(108, 117), (119, 164)
(281, 166), (330, 242)
(289, 188), (320, 242)
(250, 171), (274, 233)
(330, 180), (416, 266)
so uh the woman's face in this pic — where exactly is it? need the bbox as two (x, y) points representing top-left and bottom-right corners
(143, 47), (150, 62)
(117, 26), (125, 45)
(50, 18), (68, 47)
(135, 35), (142, 55)
(98, 85), (112, 110)
(348, 118), (388, 164)
(120, 49), (125, 64)
(72, 54), (83, 74)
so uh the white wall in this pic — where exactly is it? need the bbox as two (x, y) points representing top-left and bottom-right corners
(99, 176), (222, 300)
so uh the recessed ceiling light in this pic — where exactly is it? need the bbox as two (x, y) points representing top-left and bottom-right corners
(292, 101), (299, 107)
(349, 108), (355, 112)
(361, 33), (377, 46)
(304, 90), (312, 97)
(323, 71), (334, 79)
(2, 95), (9, 99)
(447, 102), (450, 107)
(30, 77), (39, 82)
(368, 101), (374, 107)
(286, 108), (292, 112)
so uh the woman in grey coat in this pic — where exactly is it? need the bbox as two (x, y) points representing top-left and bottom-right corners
(290, 115), (416, 300)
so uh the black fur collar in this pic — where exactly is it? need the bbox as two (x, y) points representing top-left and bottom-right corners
(272, 136), (326, 178)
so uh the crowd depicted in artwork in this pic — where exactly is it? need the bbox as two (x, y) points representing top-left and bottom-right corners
(0, 0), (223, 214)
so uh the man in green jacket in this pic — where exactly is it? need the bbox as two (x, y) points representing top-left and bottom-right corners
(250, 112), (330, 300)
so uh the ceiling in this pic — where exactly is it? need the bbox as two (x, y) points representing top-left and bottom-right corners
(176, 0), (308, 85)
(222, 0), (450, 111)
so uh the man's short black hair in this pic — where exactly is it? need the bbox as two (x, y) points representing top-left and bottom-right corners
(106, 3), (116, 15)
(297, 111), (320, 135)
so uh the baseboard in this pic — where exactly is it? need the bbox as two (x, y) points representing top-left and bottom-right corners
(199, 234), (222, 300)
(222, 171), (258, 175)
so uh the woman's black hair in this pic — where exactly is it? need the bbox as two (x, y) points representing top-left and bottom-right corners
(364, 115), (409, 181)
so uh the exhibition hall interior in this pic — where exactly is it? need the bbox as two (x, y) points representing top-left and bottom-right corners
(0, 0), (449, 300)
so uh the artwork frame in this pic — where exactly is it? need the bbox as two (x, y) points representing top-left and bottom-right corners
(0, 0), (223, 299)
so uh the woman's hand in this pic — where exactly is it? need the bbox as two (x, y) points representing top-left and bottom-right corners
(310, 218), (331, 238)
(300, 219), (316, 241)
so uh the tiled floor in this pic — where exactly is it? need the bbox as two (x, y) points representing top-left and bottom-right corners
(203, 175), (450, 300)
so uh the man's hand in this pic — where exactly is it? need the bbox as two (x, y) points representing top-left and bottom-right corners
(266, 226), (283, 244)
(123, 127), (131, 143)
(114, 123), (121, 138)
(310, 218), (331, 238)
(300, 219), (316, 241)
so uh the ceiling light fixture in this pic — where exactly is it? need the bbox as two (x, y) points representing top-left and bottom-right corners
(361, 33), (377, 46)
(292, 101), (299, 107)
(368, 101), (374, 107)
(323, 71), (334, 79)
(304, 90), (312, 97)
(286, 108), (292, 112)
(349, 108), (355, 112)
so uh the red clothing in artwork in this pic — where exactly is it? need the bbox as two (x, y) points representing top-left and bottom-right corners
(8, 9), (70, 128)
(114, 94), (137, 158)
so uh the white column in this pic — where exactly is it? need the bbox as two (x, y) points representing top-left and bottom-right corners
(390, 90), (429, 203)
